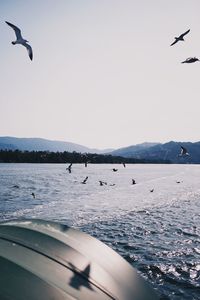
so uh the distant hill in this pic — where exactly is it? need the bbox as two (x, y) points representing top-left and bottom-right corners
(0, 137), (113, 154)
(111, 141), (200, 164)
(110, 142), (159, 157)
(1, 137), (200, 163)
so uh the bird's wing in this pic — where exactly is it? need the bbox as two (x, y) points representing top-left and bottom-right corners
(5, 21), (22, 40)
(24, 43), (33, 60)
(181, 146), (187, 154)
(180, 29), (190, 38)
(181, 58), (192, 63)
(170, 39), (178, 46)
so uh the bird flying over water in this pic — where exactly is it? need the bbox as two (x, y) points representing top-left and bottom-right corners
(5, 21), (33, 60)
(170, 29), (190, 46)
(31, 192), (35, 199)
(181, 57), (199, 64)
(179, 146), (189, 156)
(66, 163), (72, 173)
(99, 180), (107, 186)
(81, 176), (88, 184)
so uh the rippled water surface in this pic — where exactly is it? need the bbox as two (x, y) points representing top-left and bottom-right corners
(0, 163), (200, 299)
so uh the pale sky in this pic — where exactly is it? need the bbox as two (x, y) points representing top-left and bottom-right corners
(1, 0), (200, 149)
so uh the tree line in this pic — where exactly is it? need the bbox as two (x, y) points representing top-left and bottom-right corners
(0, 150), (170, 164)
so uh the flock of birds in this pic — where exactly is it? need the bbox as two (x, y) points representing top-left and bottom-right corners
(11, 145), (190, 199)
(63, 145), (190, 191)
(4, 21), (200, 64)
(5, 21), (191, 198)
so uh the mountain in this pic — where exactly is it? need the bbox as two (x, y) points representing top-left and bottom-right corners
(0, 137), (113, 154)
(110, 142), (159, 157)
(111, 141), (200, 164)
(1, 137), (200, 164)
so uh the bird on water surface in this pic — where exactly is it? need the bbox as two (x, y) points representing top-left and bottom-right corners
(132, 179), (136, 185)
(170, 29), (190, 46)
(5, 21), (33, 60)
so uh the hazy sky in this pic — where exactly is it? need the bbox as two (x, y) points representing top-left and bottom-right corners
(1, 0), (200, 149)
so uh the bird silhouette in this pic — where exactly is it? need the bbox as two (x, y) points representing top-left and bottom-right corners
(31, 192), (35, 199)
(66, 163), (72, 173)
(179, 146), (189, 156)
(5, 21), (33, 60)
(181, 57), (199, 64)
(81, 176), (88, 184)
(170, 29), (190, 46)
(99, 180), (107, 186)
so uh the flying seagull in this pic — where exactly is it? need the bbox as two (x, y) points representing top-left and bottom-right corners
(170, 29), (190, 46)
(5, 21), (33, 60)
(66, 163), (72, 173)
(99, 180), (107, 186)
(81, 176), (88, 184)
(181, 57), (199, 64)
(179, 146), (189, 156)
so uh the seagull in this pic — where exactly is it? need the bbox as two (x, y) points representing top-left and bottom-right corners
(99, 180), (107, 186)
(31, 192), (35, 199)
(132, 179), (136, 185)
(5, 21), (33, 60)
(81, 176), (88, 184)
(66, 163), (72, 173)
(170, 29), (190, 46)
(181, 57), (199, 64)
(12, 185), (20, 188)
(179, 146), (190, 156)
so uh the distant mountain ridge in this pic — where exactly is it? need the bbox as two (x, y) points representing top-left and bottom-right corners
(110, 142), (160, 157)
(110, 141), (200, 164)
(1, 137), (200, 163)
(0, 137), (113, 154)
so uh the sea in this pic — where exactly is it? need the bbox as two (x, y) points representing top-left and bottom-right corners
(0, 163), (200, 299)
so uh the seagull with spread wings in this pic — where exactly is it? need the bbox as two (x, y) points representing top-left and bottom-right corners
(170, 29), (190, 46)
(179, 146), (190, 157)
(5, 21), (33, 61)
